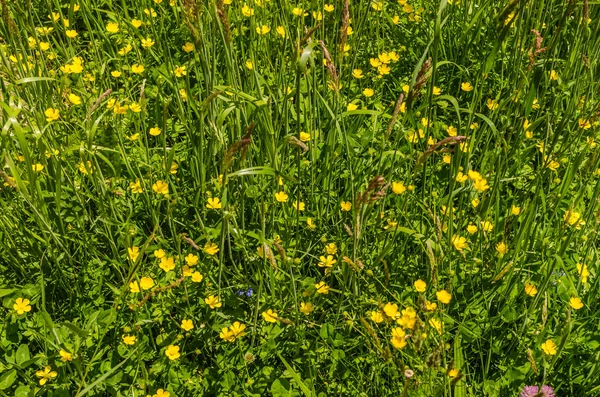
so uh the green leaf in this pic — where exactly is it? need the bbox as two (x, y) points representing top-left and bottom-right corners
(0, 369), (17, 390)
(16, 344), (30, 366)
(271, 378), (293, 396)
(15, 385), (32, 397)
(277, 353), (313, 397)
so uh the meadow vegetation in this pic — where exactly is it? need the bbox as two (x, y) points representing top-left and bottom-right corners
(1, 0), (600, 396)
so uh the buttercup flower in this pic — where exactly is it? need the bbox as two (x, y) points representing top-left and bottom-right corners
(165, 345), (181, 360)
(36, 366), (58, 385)
(262, 309), (278, 323)
(13, 298), (32, 314)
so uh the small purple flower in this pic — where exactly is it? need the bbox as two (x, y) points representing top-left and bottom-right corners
(245, 288), (253, 297)
(237, 289), (245, 296)
(520, 385), (555, 397)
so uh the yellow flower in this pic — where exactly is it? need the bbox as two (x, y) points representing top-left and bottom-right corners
(511, 205), (521, 215)
(549, 70), (558, 81)
(340, 201), (352, 211)
(207, 197), (222, 209)
(425, 301), (437, 311)
(569, 297), (583, 310)
(128, 246), (140, 262)
(318, 255), (336, 268)
(496, 242), (508, 256)
(230, 321), (247, 339)
(414, 279), (426, 292)
(452, 235), (467, 251)
(473, 178), (490, 191)
(140, 277), (155, 290)
(392, 181), (406, 194)
(383, 302), (399, 318)
(436, 290), (452, 304)
(390, 327), (406, 349)
(205, 295), (222, 309)
(292, 201), (305, 211)
(131, 64), (145, 74)
(325, 243), (337, 255)
(129, 102), (141, 113)
(347, 103), (358, 111)
(191, 271), (204, 282)
(256, 25), (270, 35)
(307, 217), (316, 230)
(45, 107), (60, 121)
(524, 283), (537, 297)
(182, 265), (193, 277)
(576, 263), (589, 283)
(455, 171), (468, 183)
(377, 64), (390, 76)
(220, 327), (234, 342)
(65, 29), (78, 38)
(36, 366), (58, 385)
(32, 163), (44, 172)
(541, 339), (557, 355)
(363, 88), (374, 97)
(59, 349), (73, 361)
(159, 256), (175, 272)
(152, 180), (169, 195)
(144, 8), (157, 17)
(578, 118), (592, 130)
(300, 302), (314, 315)
(141, 37), (155, 48)
(131, 19), (143, 28)
(315, 281), (329, 294)
(165, 345), (180, 360)
(448, 368), (459, 378)
(149, 126), (162, 136)
(154, 390), (170, 397)
(13, 298), (32, 314)
(106, 22), (119, 33)
(262, 309), (279, 323)
(324, 4), (334, 12)
(292, 7), (304, 16)
(111, 70), (122, 78)
(204, 242), (219, 255)
(242, 5), (254, 16)
(129, 180), (143, 193)
(429, 318), (443, 334)
(174, 65), (187, 77)
(68, 93), (81, 105)
(433, 86), (441, 95)
(245, 60), (254, 70)
(185, 254), (198, 266)
(461, 82), (473, 91)
(486, 99), (499, 110)
(129, 281), (140, 293)
(299, 131), (310, 142)
(181, 319), (194, 331)
(275, 191), (288, 202)
(352, 69), (364, 79)
(366, 310), (383, 323)
(122, 334), (137, 345)
(372, 1), (383, 11)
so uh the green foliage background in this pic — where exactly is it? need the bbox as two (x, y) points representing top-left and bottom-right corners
(1, 0), (600, 396)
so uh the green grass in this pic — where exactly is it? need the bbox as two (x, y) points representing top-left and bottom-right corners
(1, 0), (600, 396)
